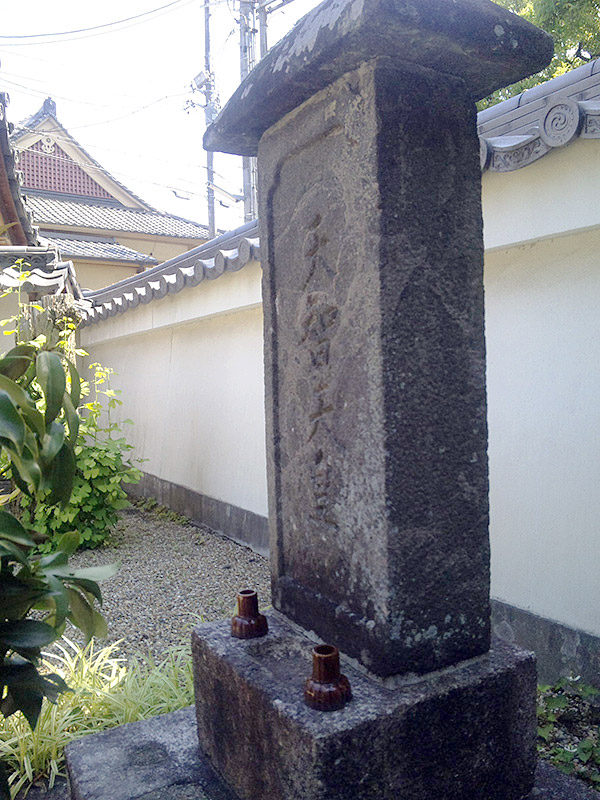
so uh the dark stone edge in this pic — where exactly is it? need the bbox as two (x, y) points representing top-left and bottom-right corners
(16, 758), (600, 800)
(492, 599), (600, 689)
(532, 760), (600, 799)
(64, 707), (240, 800)
(125, 472), (269, 557)
(57, 707), (599, 800)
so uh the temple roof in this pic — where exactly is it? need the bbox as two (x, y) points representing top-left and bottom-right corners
(25, 194), (209, 239)
(12, 98), (209, 239)
(43, 234), (158, 265)
(13, 97), (153, 210)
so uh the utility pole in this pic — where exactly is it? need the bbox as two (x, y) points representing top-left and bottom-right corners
(256, 0), (299, 58)
(257, 2), (268, 58)
(204, 0), (216, 238)
(239, 0), (258, 221)
(212, 0), (299, 224)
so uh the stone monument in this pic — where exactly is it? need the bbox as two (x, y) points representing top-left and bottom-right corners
(193, 1), (553, 798)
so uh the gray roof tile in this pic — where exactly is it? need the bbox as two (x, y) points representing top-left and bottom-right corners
(25, 194), (210, 239)
(45, 235), (157, 264)
(80, 220), (260, 326)
(478, 57), (600, 172)
(0, 259), (84, 300)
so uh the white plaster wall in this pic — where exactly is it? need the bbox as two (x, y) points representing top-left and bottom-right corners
(0, 293), (20, 327)
(80, 262), (268, 518)
(483, 138), (600, 251)
(78, 138), (600, 640)
(485, 227), (600, 637)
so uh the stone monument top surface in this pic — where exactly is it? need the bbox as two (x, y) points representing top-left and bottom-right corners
(204, 0), (553, 156)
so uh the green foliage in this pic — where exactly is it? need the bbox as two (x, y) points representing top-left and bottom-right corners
(0, 267), (116, 799)
(537, 676), (600, 790)
(132, 496), (189, 525)
(479, 0), (600, 109)
(0, 637), (193, 797)
(19, 363), (142, 551)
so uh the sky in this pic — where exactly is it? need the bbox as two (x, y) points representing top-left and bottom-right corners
(0, 0), (322, 233)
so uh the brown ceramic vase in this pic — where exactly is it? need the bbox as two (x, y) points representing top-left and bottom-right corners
(231, 589), (268, 639)
(304, 644), (352, 711)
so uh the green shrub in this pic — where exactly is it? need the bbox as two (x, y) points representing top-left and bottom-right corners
(19, 363), (142, 551)
(0, 637), (194, 797)
(0, 271), (116, 799)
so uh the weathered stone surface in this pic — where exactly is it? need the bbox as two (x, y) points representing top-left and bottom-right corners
(260, 57), (490, 677)
(40, 714), (600, 800)
(193, 614), (537, 800)
(531, 762), (600, 800)
(204, 0), (553, 156)
(65, 707), (237, 800)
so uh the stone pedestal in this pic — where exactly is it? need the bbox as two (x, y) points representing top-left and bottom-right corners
(193, 615), (537, 800)
(194, 1), (554, 798)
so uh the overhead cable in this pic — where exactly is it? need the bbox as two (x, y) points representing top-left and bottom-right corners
(12, 136), (234, 202)
(13, 122), (233, 184)
(0, 0), (200, 46)
(0, 0), (190, 39)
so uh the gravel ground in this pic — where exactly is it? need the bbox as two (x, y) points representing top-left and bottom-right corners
(61, 506), (271, 661)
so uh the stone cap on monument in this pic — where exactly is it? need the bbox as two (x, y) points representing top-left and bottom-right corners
(204, 0), (553, 157)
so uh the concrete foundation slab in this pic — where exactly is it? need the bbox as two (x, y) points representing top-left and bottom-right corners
(192, 614), (538, 800)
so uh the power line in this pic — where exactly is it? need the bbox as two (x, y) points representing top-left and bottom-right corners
(2, 74), (236, 185)
(0, 47), (71, 66)
(0, 0), (190, 39)
(12, 128), (246, 206)
(0, 0), (200, 47)
(68, 93), (194, 129)
(214, 24), (239, 60)
(13, 122), (234, 185)
(1, 76), (120, 107)
(0, 67), (162, 104)
(0, 77), (194, 126)
(13, 138), (210, 201)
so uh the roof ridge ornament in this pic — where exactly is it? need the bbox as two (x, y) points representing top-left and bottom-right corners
(480, 94), (600, 172)
(41, 97), (57, 118)
(540, 97), (583, 147)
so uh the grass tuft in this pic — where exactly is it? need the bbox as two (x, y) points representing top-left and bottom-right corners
(1, 637), (194, 798)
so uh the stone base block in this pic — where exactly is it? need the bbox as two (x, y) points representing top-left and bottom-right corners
(58, 708), (599, 800)
(192, 613), (537, 800)
(65, 707), (237, 800)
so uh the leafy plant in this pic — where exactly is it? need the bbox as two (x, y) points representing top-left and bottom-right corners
(19, 362), (142, 551)
(0, 266), (116, 799)
(0, 637), (193, 797)
(479, 0), (600, 109)
(132, 496), (189, 525)
(537, 676), (600, 791)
